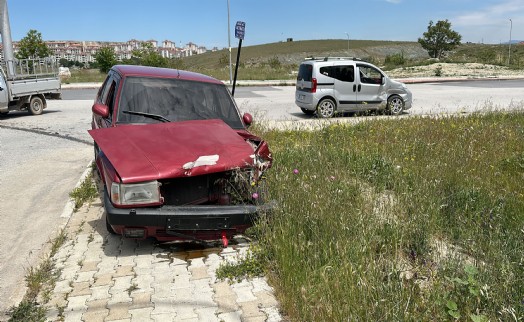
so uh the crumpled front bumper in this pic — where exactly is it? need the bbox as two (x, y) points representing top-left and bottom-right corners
(104, 191), (273, 241)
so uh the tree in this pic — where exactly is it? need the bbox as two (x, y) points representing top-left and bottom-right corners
(130, 42), (168, 67)
(94, 47), (117, 73)
(16, 29), (50, 59)
(418, 20), (462, 59)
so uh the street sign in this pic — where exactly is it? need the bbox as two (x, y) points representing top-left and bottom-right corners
(235, 21), (245, 40)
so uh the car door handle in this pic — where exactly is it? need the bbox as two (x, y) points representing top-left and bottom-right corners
(358, 84), (361, 92)
(353, 84), (356, 92)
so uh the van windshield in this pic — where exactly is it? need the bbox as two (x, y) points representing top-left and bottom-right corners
(297, 64), (313, 81)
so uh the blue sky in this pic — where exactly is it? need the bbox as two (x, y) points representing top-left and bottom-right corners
(5, 0), (523, 48)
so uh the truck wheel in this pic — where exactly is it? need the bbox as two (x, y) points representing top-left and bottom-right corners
(28, 96), (44, 115)
(317, 98), (336, 118)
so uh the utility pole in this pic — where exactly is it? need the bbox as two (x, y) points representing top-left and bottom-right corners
(227, 0), (233, 84)
(508, 18), (512, 65)
(345, 32), (349, 55)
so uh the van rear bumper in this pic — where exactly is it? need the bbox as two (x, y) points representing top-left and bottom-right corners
(295, 92), (317, 110)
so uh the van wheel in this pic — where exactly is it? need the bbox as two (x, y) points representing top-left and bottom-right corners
(28, 96), (44, 115)
(300, 108), (315, 115)
(317, 99), (336, 118)
(387, 95), (404, 115)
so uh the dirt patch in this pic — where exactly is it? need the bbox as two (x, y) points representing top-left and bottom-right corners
(388, 62), (524, 78)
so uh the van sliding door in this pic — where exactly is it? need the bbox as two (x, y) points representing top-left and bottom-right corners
(330, 64), (357, 111)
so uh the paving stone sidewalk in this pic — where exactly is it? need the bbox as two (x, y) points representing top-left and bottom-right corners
(45, 199), (282, 322)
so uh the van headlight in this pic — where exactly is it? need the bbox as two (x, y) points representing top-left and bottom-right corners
(110, 181), (161, 206)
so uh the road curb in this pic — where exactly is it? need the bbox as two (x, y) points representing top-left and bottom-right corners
(60, 161), (94, 219)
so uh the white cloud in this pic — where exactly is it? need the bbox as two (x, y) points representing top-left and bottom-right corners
(385, 0), (402, 3)
(452, 0), (524, 43)
(454, 0), (524, 27)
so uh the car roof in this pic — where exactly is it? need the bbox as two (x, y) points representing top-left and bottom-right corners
(111, 65), (223, 85)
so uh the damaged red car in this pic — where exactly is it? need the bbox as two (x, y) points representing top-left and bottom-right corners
(89, 65), (272, 245)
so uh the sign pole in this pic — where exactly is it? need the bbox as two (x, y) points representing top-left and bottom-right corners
(232, 38), (242, 97)
(232, 21), (245, 97)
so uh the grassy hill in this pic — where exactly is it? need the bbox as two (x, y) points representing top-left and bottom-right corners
(68, 39), (524, 82)
(179, 39), (523, 80)
(180, 39), (427, 80)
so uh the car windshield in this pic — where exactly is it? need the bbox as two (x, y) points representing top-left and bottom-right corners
(117, 76), (244, 129)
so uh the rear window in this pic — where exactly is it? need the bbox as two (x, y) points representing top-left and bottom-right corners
(297, 64), (313, 81)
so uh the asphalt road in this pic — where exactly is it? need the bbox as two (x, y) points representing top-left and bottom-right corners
(0, 79), (523, 315)
(0, 100), (93, 316)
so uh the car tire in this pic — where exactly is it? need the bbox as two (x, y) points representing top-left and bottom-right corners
(28, 96), (44, 115)
(300, 107), (315, 115)
(387, 95), (404, 115)
(317, 98), (336, 118)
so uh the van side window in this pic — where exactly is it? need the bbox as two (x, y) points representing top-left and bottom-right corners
(319, 66), (332, 77)
(335, 66), (354, 82)
(321, 66), (354, 82)
(358, 65), (383, 84)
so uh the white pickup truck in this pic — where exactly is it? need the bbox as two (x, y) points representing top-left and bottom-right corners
(0, 58), (61, 115)
(0, 0), (61, 116)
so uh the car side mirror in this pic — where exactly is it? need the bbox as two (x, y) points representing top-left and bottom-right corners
(92, 103), (109, 118)
(381, 76), (386, 85)
(243, 113), (253, 127)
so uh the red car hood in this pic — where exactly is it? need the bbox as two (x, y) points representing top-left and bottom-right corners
(89, 119), (256, 183)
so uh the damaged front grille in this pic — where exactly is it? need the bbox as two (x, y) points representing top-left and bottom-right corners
(160, 169), (265, 206)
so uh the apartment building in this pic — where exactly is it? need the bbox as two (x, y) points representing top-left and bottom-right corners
(1, 39), (213, 64)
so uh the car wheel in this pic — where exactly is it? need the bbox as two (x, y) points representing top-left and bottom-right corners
(387, 95), (404, 115)
(28, 96), (44, 115)
(300, 107), (315, 115)
(317, 98), (336, 118)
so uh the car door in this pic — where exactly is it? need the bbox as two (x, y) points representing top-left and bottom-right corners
(356, 64), (386, 110)
(331, 64), (357, 111)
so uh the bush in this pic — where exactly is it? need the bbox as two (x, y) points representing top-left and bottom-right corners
(385, 52), (405, 66)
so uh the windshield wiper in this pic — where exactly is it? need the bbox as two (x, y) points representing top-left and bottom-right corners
(122, 110), (171, 123)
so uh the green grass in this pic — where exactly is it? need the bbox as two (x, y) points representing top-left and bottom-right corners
(69, 172), (98, 211)
(8, 229), (68, 322)
(216, 246), (266, 282)
(252, 111), (524, 321)
(63, 68), (106, 83)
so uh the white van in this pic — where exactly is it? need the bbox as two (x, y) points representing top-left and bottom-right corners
(295, 57), (412, 118)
